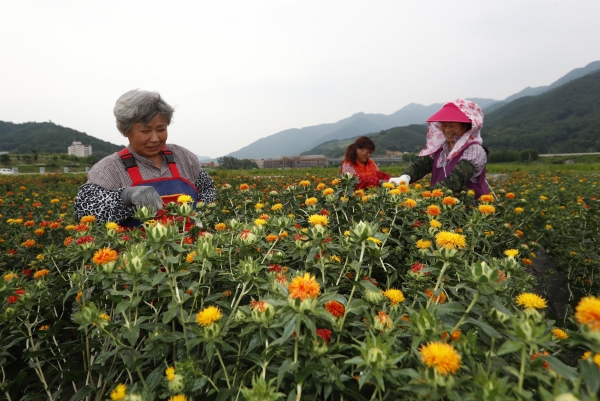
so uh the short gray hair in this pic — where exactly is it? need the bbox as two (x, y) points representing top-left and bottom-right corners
(113, 89), (174, 135)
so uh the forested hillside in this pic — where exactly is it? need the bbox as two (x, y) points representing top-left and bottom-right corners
(301, 125), (427, 157)
(0, 121), (122, 158)
(482, 69), (600, 153)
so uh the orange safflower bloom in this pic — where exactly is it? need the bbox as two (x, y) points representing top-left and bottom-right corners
(80, 215), (96, 224)
(403, 199), (417, 208)
(215, 223), (227, 231)
(64, 236), (74, 246)
(425, 289), (447, 304)
(375, 311), (392, 329)
(92, 247), (118, 265)
(426, 205), (441, 216)
(240, 183), (250, 191)
(505, 192), (516, 199)
(522, 258), (532, 265)
(431, 189), (444, 197)
(479, 194), (494, 203)
(478, 205), (495, 215)
(288, 273), (321, 300)
(442, 196), (457, 205)
(575, 296), (600, 331)
(34, 269), (50, 279)
(421, 191), (432, 198)
(34, 229), (45, 236)
(265, 234), (279, 242)
(22, 239), (36, 248)
(325, 300), (345, 318)
(24, 220), (35, 227)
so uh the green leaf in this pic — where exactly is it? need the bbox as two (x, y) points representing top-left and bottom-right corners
(437, 301), (465, 315)
(162, 304), (179, 324)
(152, 272), (168, 286)
(540, 356), (578, 381)
(277, 359), (296, 390)
(497, 340), (523, 356)
(358, 279), (379, 293)
(68, 384), (94, 401)
(464, 317), (501, 338)
(580, 359), (600, 394)
(296, 363), (322, 384)
(114, 300), (131, 316)
(122, 324), (140, 345)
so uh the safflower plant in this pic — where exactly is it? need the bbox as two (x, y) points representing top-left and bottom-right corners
(0, 170), (598, 400)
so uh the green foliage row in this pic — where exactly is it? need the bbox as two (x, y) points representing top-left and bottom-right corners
(0, 120), (122, 159)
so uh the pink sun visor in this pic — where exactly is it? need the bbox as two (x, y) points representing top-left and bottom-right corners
(426, 103), (471, 123)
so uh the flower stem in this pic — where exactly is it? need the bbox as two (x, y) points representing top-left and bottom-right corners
(518, 346), (526, 394)
(450, 291), (480, 333)
(215, 347), (231, 389)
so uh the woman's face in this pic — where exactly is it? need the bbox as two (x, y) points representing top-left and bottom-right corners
(440, 122), (469, 144)
(127, 114), (168, 161)
(356, 147), (372, 164)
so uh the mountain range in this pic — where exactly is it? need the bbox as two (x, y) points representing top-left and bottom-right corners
(228, 60), (600, 159)
(302, 68), (600, 157)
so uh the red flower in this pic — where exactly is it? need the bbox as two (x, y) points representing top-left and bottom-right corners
(74, 224), (89, 232)
(120, 235), (130, 241)
(268, 264), (282, 273)
(7, 296), (19, 304)
(7, 249), (17, 256)
(14, 289), (26, 295)
(75, 236), (94, 245)
(22, 269), (32, 277)
(320, 209), (330, 216)
(325, 300), (345, 318)
(411, 262), (430, 275)
(322, 237), (333, 243)
(412, 221), (425, 227)
(316, 328), (332, 344)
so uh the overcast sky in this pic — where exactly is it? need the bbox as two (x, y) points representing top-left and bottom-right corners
(2, 1), (599, 158)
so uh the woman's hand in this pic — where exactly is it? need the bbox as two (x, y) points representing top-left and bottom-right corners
(121, 186), (163, 211)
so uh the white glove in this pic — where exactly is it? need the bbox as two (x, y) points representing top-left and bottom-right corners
(389, 175), (411, 185)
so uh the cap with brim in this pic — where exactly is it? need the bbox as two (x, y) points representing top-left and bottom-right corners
(426, 103), (471, 123)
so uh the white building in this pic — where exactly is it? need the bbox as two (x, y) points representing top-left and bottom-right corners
(68, 141), (92, 157)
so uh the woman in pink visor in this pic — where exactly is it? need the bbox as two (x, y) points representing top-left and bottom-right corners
(389, 99), (489, 198)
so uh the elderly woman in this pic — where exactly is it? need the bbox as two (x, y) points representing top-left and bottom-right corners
(390, 99), (488, 198)
(341, 136), (391, 189)
(74, 89), (215, 224)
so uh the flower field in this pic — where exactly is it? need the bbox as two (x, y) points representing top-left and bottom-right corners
(0, 171), (598, 400)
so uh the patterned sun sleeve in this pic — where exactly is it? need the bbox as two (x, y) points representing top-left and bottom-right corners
(433, 160), (476, 192)
(74, 183), (135, 223)
(195, 170), (216, 203)
(402, 156), (434, 183)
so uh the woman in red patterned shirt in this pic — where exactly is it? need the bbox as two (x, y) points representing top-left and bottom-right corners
(340, 136), (391, 189)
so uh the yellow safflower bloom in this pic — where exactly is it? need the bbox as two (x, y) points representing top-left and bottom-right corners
(168, 395), (187, 401)
(196, 305), (223, 326)
(323, 188), (334, 195)
(551, 328), (568, 339)
(254, 219), (266, 226)
(367, 237), (382, 245)
(308, 215), (328, 226)
(165, 366), (175, 381)
(177, 194), (193, 203)
(383, 288), (405, 305)
(435, 231), (466, 249)
(504, 249), (519, 258)
(416, 239), (432, 249)
(429, 220), (441, 228)
(272, 203), (283, 211)
(110, 383), (127, 400)
(419, 342), (461, 375)
(515, 293), (547, 309)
